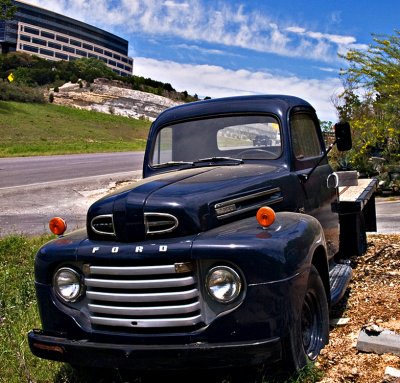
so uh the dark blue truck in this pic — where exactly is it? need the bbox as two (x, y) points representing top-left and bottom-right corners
(28, 95), (377, 377)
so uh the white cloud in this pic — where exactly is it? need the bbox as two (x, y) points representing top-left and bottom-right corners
(286, 26), (306, 34)
(316, 66), (340, 73)
(133, 57), (342, 121)
(173, 44), (234, 56)
(26, 0), (359, 63)
(163, 1), (189, 8)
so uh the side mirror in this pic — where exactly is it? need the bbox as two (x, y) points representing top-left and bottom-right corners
(334, 122), (352, 151)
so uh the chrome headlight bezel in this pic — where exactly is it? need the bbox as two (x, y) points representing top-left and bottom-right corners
(205, 265), (242, 303)
(53, 267), (83, 303)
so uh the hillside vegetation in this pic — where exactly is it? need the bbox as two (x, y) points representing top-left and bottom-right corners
(0, 52), (201, 102)
(0, 101), (151, 157)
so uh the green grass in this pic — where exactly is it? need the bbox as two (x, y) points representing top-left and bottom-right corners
(0, 234), (58, 383)
(0, 101), (151, 157)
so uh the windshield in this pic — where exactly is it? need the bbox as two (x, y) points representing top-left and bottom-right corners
(150, 115), (281, 167)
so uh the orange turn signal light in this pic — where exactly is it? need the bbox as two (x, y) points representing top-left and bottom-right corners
(256, 206), (276, 228)
(49, 217), (67, 236)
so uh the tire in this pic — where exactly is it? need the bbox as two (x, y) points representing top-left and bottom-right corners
(282, 265), (329, 377)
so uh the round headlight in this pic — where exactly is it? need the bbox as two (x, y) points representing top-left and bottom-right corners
(206, 266), (242, 303)
(53, 267), (82, 302)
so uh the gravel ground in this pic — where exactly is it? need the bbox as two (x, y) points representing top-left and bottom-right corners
(317, 233), (400, 383)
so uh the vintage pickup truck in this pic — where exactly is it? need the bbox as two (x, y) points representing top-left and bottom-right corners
(28, 95), (377, 377)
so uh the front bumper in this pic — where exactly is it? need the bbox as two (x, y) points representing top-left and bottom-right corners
(28, 329), (282, 370)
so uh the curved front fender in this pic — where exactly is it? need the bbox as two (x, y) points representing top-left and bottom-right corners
(192, 211), (327, 284)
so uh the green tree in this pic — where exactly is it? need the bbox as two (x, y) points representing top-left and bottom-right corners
(72, 57), (116, 83)
(338, 31), (400, 171)
(0, 0), (17, 20)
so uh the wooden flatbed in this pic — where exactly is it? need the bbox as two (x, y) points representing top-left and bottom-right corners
(332, 177), (378, 241)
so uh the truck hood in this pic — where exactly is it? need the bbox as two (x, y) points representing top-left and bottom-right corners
(87, 164), (291, 242)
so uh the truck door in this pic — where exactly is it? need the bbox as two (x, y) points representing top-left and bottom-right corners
(290, 111), (339, 258)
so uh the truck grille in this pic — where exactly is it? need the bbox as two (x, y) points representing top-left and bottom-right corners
(84, 262), (203, 331)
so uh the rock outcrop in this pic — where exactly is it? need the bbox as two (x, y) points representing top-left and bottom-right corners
(51, 78), (183, 121)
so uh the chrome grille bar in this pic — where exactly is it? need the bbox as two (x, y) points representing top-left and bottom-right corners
(85, 276), (195, 289)
(90, 315), (203, 328)
(86, 289), (198, 303)
(88, 301), (201, 316)
(90, 264), (176, 275)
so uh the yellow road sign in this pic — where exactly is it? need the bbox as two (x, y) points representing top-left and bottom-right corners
(7, 73), (14, 82)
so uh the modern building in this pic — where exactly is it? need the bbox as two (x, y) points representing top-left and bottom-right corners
(0, 0), (133, 76)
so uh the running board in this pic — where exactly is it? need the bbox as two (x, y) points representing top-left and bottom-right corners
(329, 261), (352, 306)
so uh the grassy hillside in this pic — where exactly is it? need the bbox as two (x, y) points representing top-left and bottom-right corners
(0, 101), (151, 157)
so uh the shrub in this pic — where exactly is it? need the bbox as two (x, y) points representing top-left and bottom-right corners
(0, 81), (46, 103)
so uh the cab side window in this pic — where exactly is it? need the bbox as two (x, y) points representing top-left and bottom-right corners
(291, 113), (323, 160)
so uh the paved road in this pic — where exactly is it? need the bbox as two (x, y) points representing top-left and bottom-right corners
(375, 197), (400, 234)
(0, 153), (144, 237)
(0, 154), (398, 237)
(0, 152), (144, 188)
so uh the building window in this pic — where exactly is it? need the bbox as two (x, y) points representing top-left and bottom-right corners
(20, 34), (31, 42)
(24, 26), (39, 35)
(70, 39), (81, 47)
(22, 44), (39, 53)
(121, 57), (128, 63)
(88, 53), (98, 59)
(76, 49), (87, 57)
(32, 38), (47, 46)
(83, 43), (93, 50)
(124, 65), (131, 72)
(63, 45), (75, 53)
(40, 48), (54, 57)
(113, 54), (120, 60)
(55, 52), (68, 60)
(94, 46), (103, 54)
(108, 60), (116, 66)
(41, 31), (55, 39)
(48, 42), (61, 50)
(117, 62), (124, 69)
(104, 50), (112, 57)
(56, 35), (69, 43)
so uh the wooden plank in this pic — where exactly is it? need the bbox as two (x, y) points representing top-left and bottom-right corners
(338, 178), (378, 207)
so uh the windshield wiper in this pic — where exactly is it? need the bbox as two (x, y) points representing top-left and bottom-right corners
(152, 161), (194, 168)
(153, 157), (243, 169)
(193, 157), (244, 165)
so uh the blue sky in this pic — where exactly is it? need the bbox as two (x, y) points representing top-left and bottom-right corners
(27, 0), (400, 121)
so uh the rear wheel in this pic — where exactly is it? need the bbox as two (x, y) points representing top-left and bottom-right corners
(283, 265), (329, 377)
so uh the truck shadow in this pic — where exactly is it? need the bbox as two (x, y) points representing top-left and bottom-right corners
(55, 363), (291, 383)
